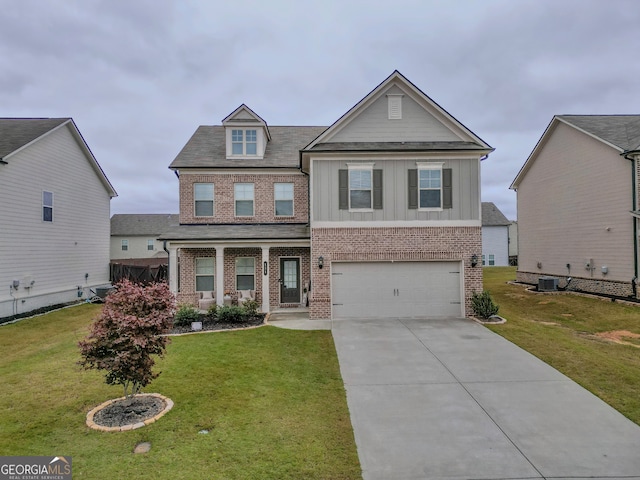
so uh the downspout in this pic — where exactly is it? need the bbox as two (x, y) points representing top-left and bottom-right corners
(163, 241), (170, 285)
(623, 150), (639, 291)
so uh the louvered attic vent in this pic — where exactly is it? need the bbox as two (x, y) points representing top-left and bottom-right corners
(387, 94), (403, 120)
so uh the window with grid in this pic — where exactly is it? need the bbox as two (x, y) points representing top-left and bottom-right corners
(121, 239), (128, 251)
(147, 239), (154, 251)
(236, 257), (255, 290)
(349, 168), (372, 210)
(194, 183), (214, 217)
(235, 183), (254, 216)
(418, 167), (442, 209)
(274, 183), (294, 216)
(231, 129), (257, 156)
(195, 257), (215, 291)
(488, 254), (495, 266)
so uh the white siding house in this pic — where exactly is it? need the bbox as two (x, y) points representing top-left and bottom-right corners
(110, 214), (178, 263)
(481, 202), (510, 266)
(0, 118), (117, 319)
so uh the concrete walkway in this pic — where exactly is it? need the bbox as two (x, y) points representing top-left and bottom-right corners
(332, 318), (640, 480)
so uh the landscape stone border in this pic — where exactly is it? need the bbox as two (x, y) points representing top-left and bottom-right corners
(86, 393), (173, 432)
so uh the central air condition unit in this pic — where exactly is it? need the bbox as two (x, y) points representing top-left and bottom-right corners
(538, 276), (559, 292)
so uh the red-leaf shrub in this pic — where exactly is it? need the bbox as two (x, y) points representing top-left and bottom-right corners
(78, 280), (175, 398)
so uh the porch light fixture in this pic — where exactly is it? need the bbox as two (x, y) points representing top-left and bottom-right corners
(471, 254), (478, 268)
(318, 256), (324, 269)
(263, 261), (268, 276)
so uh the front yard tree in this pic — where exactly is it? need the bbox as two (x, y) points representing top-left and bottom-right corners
(78, 280), (175, 398)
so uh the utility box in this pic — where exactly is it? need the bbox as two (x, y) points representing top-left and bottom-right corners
(538, 276), (559, 292)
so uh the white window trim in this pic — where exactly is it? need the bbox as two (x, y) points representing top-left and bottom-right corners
(416, 162), (444, 212)
(234, 183), (255, 217)
(274, 182), (295, 217)
(42, 191), (53, 222)
(194, 183), (215, 217)
(121, 239), (128, 251)
(226, 128), (263, 159)
(347, 163), (375, 212)
(147, 239), (155, 251)
(235, 257), (256, 291)
(195, 257), (215, 292)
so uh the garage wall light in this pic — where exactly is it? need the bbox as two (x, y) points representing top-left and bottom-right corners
(471, 254), (478, 268)
(318, 256), (324, 269)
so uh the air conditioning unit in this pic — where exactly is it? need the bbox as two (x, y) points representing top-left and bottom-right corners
(538, 276), (559, 292)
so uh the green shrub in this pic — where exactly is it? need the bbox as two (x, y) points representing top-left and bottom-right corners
(471, 290), (499, 319)
(174, 304), (201, 326)
(207, 303), (218, 317)
(217, 305), (246, 323)
(241, 299), (260, 316)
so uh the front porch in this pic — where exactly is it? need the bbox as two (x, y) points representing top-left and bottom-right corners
(167, 244), (310, 313)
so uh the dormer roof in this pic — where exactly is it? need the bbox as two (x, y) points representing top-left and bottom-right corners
(222, 104), (271, 141)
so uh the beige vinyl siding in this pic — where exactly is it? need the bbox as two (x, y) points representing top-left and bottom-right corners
(110, 236), (165, 260)
(0, 124), (111, 316)
(329, 85), (462, 143)
(312, 157), (480, 222)
(517, 122), (634, 282)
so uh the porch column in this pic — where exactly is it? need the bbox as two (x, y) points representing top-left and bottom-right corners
(261, 246), (270, 313)
(216, 246), (225, 306)
(168, 246), (178, 294)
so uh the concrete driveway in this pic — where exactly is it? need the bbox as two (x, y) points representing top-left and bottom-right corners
(332, 318), (640, 480)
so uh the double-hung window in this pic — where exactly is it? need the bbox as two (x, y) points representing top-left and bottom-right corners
(274, 183), (294, 216)
(236, 257), (255, 290)
(194, 183), (214, 217)
(235, 183), (254, 216)
(43, 191), (53, 222)
(231, 129), (257, 156)
(195, 257), (215, 291)
(121, 239), (128, 251)
(418, 164), (443, 209)
(338, 165), (383, 211)
(147, 239), (154, 251)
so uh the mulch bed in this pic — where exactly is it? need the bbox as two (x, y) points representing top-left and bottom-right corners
(92, 395), (166, 428)
(169, 314), (265, 334)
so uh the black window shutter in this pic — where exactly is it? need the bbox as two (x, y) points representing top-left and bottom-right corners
(338, 169), (348, 210)
(408, 169), (418, 209)
(373, 169), (383, 209)
(443, 168), (452, 209)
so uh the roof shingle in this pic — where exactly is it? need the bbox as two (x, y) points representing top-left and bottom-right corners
(558, 115), (640, 152)
(0, 118), (69, 159)
(111, 214), (179, 236)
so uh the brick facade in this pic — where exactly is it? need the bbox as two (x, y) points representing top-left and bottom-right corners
(309, 226), (483, 319)
(179, 173), (308, 224)
(516, 270), (636, 298)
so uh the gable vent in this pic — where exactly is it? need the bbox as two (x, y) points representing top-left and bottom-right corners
(387, 94), (403, 120)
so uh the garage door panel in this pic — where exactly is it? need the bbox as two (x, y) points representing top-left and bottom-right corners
(332, 262), (461, 319)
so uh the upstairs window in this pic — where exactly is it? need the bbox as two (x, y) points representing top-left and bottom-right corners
(338, 165), (383, 211)
(274, 183), (294, 216)
(147, 239), (154, 251)
(121, 239), (128, 251)
(419, 166), (442, 209)
(349, 168), (372, 210)
(408, 164), (452, 210)
(231, 129), (257, 156)
(194, 183), (214, 217)
(43, 191), (53, 222)
(235, 183), (254, 216)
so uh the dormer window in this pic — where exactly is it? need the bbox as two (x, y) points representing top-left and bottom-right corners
(232, 129), (257, 156)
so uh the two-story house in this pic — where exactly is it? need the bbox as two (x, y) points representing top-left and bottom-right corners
(0, 118), (116, 320)
(160, 71), (493, 319)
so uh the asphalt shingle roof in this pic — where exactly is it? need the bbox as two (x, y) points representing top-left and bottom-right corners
(0, 118), (69, 160)
(169, 126), (327, 169)
(158, 223), (310, 241)
(482, 202), (511, 226)
(558, 115), (640, 152)
(310, 141), (488, 152)
(111, 214), (179, 236)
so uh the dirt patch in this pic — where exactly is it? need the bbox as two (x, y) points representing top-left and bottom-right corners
(538, 321), (559, 326)
(593, 330), (640, 348)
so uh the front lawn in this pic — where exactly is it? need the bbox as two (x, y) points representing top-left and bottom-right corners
(484, 267), (640, 425)
(0, 304), (361, 479)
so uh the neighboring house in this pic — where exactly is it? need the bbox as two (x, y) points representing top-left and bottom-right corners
(110, 214), (179, 265)
(0, 118), (117, 319)
(511, 115), (640, 298)
(481, 202), (510, 266)
(160, 71), (493, 319)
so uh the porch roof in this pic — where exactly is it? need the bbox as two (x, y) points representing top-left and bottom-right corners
(158, 223), (310, 242)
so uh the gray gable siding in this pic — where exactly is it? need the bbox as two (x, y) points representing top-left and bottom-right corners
(328, 86), (461, 144)
(312, 157), (479, 222)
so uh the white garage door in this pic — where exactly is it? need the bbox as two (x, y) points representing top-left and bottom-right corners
(331, 262), (462, 319)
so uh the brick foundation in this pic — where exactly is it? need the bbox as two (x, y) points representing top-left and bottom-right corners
(517, 270), (636, 298)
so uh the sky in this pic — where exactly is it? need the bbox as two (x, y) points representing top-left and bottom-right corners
(2, 0), (639, 221)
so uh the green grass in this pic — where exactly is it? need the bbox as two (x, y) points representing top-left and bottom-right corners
(483, 267), (640, 425)
(0, 304), (361, 479)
